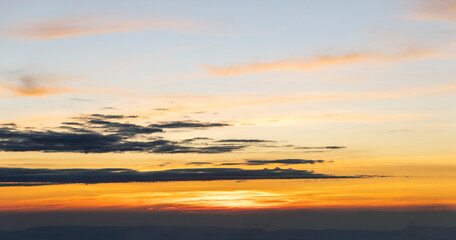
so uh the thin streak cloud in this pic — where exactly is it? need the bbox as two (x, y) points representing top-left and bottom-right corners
(2, 18), (198, 40)
(201, 50), (435, 76)
(219, 159), (326, 166)
(153, 82), (456, 113)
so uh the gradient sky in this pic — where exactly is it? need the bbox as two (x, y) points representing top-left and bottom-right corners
(0, 0), (456, 230)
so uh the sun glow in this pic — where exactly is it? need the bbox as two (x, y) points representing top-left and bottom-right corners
(160, 191), (290, 209)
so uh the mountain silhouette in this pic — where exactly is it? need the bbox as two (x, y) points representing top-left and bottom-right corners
(0, 225), (454, 240)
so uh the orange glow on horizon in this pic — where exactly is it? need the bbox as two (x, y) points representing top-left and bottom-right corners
(1, 176), (455, 213)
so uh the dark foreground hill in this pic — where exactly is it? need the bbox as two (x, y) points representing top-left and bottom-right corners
(0, 225), (454, 240)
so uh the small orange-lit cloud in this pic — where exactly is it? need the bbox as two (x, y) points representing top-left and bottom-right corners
(1, 74), (70, 97)
(201, 50), (435, 76)
(3, 18), (197, 40)
(407, 0), (456, 22)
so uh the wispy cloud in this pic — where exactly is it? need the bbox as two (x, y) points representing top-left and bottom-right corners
(69, 97), (94, 102)
(1, 73), (70, 96)
(2, 18), (197, 40)
(407, 0), (456, 22)
(220, 159), (326, 166)
(201, 50), (434, 76)
(152, 82), (456, 115)
(201, 54), (365, 76)
(151, 121), (230, 129)
(216, 139), (275, 143)
(378, 129), (413, 134)
(295, 146), (346, 150)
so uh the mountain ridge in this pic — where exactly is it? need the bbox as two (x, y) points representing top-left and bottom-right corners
(0, 225), (455, 240)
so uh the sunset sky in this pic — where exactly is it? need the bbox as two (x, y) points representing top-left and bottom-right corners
(0, 0), (455, 230)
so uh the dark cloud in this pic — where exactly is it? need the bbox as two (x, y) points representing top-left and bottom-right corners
(0, 182), (54, 187)
(151, 121), (230, 129)
(0, 128), (125, 153)
(295, 146), (346, 150)
(0, 116), (249, 154)
(0, 125), (246, 153)
(86, 119), (163, 136)
(220, 159), (325, 166)
(61, 122), (84, 126)
(325, 146), (346, 149)
(245, 159), (325, 165)
(151, 144), (245, 154)
(0, 167), (373, 185)
(89, 114), (138, 119)
(186, 162), (212, 166)
(158, 162), (171, 167)
(180, 137), (213, 143)
(216, 139), (275, 143)
(0, 114), (347, 154)
(69, 98), (93, 102)
(74, 118), (229, 137)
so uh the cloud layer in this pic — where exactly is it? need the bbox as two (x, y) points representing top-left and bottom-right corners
(0, 167), (371, 185)
(0, 114), (309, 154)
(0, 114), (243, 154)
(219, 159), (325, 166)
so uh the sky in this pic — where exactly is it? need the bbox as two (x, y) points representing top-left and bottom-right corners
(0, 0), (455, 231)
